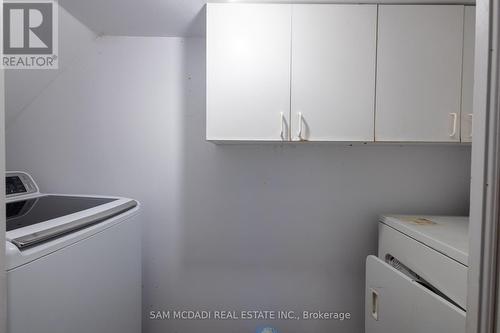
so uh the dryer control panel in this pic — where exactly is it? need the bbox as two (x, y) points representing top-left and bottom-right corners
(6, 172), (39, 198)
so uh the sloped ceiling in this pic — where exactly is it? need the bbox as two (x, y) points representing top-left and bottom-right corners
(59, 0), (206, 37)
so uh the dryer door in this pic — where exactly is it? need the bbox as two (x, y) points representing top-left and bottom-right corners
(365, 255), (465, 333)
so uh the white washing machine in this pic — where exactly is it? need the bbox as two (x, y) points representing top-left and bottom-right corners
(365, 215), (468, 333)
(5, 172), (141, 333)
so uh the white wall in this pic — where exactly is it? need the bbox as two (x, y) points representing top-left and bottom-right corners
(5, 5), (97, 126)
(5, 23), (472, 333)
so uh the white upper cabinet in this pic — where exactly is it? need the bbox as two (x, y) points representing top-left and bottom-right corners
(206, 4), (473, 143)
(206, 3), (291, 141)
(291, 5), (377, 141)
(461, 6), (475, 143)
(375, 5), (464, 142)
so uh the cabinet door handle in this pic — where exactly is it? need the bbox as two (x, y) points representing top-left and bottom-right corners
(468, 113), (473, 138)
(280, 112), (285, 140)
(297, 112), (303, 140)
(449, 113), (458, 137)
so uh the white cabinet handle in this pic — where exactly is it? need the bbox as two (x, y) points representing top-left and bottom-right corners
(449, 113), (458, 137)
(468, 113), (473, 138)
(297, 112), (303, 140)
(280, 112), (285, 140)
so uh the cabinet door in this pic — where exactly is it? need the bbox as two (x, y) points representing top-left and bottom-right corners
(365, 256), (466, 333)
(375, 5), (464, 142)
(206, 4), (291, 141)
(461, 6), (475, 143)
(291, 5), (377, 141)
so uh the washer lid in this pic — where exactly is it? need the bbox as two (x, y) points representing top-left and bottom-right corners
(6, 195), (137, 249)
(380, 215), (469, 266)
(7, 195), (116, 231)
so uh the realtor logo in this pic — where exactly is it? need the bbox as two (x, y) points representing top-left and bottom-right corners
(2, 0), (58, 69)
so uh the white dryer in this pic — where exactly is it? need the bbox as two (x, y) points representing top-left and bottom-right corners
(5, 172), (141, 333)
(365, 215), (468, 333)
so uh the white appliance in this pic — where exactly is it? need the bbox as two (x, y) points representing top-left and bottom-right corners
(365, 215), (468, 333)
(5, 172), (141, 333)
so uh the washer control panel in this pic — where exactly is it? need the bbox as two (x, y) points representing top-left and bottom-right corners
(6, 172), (39, 198)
